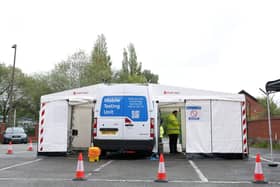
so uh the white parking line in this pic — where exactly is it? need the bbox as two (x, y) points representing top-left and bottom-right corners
(188, 160), (208, 182)
(86, 160), (113, 177)
(0, 159), (42, 171)
(93, 160), (113, 172)
(12, 151), (36, 154)
(0, 151), (36, 156)
(261, 157), (280, 164)
(250, 155), (280, 164)
(0, 177), (279, 185)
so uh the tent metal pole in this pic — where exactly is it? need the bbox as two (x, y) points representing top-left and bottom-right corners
(266, 93), (278, 167)
(266, 94), (273, 161)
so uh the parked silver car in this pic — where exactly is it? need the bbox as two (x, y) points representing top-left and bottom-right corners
(3, 127), (28, 144)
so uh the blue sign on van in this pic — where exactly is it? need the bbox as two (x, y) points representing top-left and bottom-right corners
(100, 96), (148, 121)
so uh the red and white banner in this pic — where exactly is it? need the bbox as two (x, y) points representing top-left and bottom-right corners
(39, 102), (46, 151)
(241, 102), (248, 154)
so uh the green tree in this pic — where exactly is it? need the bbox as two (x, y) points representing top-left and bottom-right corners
(0, 63), (11, 123)
(116, 43), (153, 83)
(20, 73), (53, 121)
(67, 50), (89, 88)
(8, 51), (89, 123)
(128, 43), (142, 77)
(84, 34), (112, 84)
(0, 64), (29, 125)
(1, 36), (161, 125)
(49, 63), (71, 91)
(115, 48), (130, 82)
(122, 48), (129, 75)
(48, 50), (89, 91)
(0, 63), (10, 95)
(142, 69), (159, 83)
(257, 96), (280, 117)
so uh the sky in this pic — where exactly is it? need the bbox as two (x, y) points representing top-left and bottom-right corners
(1, 0), (280, 101)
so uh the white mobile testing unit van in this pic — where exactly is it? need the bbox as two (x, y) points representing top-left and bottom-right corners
(92, 84), (155, 155)
(38, 84), (248, 158)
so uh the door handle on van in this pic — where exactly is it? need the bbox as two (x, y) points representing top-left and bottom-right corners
(125, 124), (134, 127)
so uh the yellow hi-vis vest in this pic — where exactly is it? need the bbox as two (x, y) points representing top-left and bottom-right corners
(166, 113), (180, 135)
(160, 125), (164, 138)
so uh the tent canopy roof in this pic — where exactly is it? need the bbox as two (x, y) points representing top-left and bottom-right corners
(41, 83), (245, 103)
(266, 79), (280, 93)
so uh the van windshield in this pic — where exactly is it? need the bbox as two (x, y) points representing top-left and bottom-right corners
(100, 96), (148, 121)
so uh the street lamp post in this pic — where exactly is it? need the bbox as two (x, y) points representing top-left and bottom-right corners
(8, 44), (17, 127)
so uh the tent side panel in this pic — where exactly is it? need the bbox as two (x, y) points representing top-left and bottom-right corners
(186, 101), (212, 153)
(38, 100), (68, 153)
(212, 101), (242, 153)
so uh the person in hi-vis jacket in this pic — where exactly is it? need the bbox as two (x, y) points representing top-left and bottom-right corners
(166, 110), (180, 154)
(158, 122), (164, 153)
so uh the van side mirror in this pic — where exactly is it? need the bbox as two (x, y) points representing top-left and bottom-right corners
(72, 129), (78, 136)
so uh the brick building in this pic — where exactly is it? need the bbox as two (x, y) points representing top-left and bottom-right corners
(239, 90), (280, 142)
(248, 119), (280, 142)
(239, 90), (265, 120)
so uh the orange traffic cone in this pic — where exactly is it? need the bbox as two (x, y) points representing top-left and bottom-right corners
(155, 153), (168, 183)
(27, 138), (33, 151)
(253, 153), (267, 184)
(7, 141), (13, 154)
(73, 152), (87, 181)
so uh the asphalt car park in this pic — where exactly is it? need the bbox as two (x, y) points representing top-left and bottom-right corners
(0, 143), (279, 187)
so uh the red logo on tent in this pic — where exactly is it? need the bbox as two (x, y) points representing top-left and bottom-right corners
(163, 90), (180, 95)
(73, 91), (88, 95)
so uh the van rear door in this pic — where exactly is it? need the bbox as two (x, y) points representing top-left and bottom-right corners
(122, 96), (149, 139)
(98, 96), (124, 139)
(98, 95), (150, 140)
